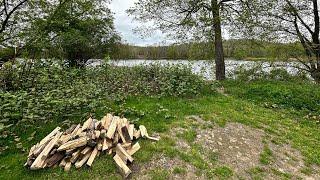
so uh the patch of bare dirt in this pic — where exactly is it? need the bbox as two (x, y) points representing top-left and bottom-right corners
(265, 143), (320, 179)
(195, 121), (265, 177)
(132, 154), (206, 180)
(132, 115), (320, 179)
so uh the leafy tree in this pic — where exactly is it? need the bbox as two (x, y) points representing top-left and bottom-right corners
(0, 0), (30, 43)
(128, 0), (250, 81)
(24, 0), (119, 67)
(240, 0), (320, 83)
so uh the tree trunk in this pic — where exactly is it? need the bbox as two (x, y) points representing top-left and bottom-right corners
(212, 0), (226, 81)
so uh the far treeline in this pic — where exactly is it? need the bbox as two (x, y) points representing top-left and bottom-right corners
(111, 40), (305, 61)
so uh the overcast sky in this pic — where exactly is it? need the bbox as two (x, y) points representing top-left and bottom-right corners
(109, 0), (168, 46)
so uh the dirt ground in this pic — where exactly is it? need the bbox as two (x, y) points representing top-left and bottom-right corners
(132, 115), (320, 179)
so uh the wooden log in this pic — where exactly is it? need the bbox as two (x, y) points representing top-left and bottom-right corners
(97, 139), (103, 151)
(81, 147), (92, 155)
(58, 134), (72, 145)
(139, 125), (148, 137)
(113, 154), (132, 178)
(65, 124), (77, 134)
(103, 114), (113, 130)
(86, 147), (98, 167)
(81, 117), (93, 131)
(121, 126), (131, 143)
(128, 125), (134, 140)
(70, 149), (81, 163)
(75, 150), (92, 168)
(116, 144), (133, 163)
(32, 140), (51, 157)
(59, 158), (67, 167)
(127, 143), (141, 156)
(95, 130), (101, 139)
(133, 129), (141, 139)
(41, 131), (62, 159)
(113, 133), (119, 144)
(39, 127), (61, 146)
(94, 121), (101, 130)
(46, 152), (64, 168)
(102, 138), (108, 151)
(108, 149), (113, 155)
(70, 124), (81, 137)
(64, 161), (72, 172)
(121, 143), (132, 149)
(117, 120), (126, 143)
(106, 116), (118, 139)
(89, 119), (96, 131)
(57, 137), (87, 151)
(30, 132), (62, 170)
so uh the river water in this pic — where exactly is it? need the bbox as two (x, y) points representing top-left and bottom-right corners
(87, 59), (304, 80)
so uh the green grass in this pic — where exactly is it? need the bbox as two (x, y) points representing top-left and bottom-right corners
(0, 80), (320, 179)
(260, 145), (273, 165)
(173, 167), (187, 174)
(210, 166), (234, 178)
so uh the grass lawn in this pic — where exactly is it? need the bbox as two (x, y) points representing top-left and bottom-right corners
(0, 80), (319, 179)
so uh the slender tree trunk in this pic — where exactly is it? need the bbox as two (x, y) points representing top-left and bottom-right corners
(212, 0), (226, 80)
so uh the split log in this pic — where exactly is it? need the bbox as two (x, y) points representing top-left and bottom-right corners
(116, 144), (133, 163)
(86, 147), (98, 167)
(133, 129), (141, 139)
(46, 152), (65, 168)
(127, 143), (141, 156)
(70, 149), (81, 163)
(106, 116), (119, 139)
(71, 124), (81, 137)
(81, 117), (93, 131)
(81, 147), (92, 155)
(58, 137), (87, 151)
(75, 150), (92, 168)
(30, 132), (62, 170)
(121, 126), (131, 143)
(128, 125), (134, 140)
(113, 154), (132, 178)
(64, 161), (72, 171)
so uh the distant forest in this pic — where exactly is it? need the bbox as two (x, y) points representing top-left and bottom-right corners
(111, 39), (305, 61)
(1, 39), (305, 62)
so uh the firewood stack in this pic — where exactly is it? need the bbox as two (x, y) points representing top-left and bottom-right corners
(25, 114), (159, 177)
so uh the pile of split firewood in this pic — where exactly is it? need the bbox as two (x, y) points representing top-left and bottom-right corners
(25, 114), (159, 177)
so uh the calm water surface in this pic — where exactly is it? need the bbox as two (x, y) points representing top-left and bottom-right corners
(87, 59), (303, 80)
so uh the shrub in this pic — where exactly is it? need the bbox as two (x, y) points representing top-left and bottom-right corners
(0, 60), (205, 127)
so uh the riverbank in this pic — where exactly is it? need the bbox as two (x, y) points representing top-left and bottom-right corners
(0, 63), (319, 179)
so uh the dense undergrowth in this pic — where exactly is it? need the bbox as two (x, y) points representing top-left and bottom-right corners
(0, 60), (205, 129)
(0, 60), (319, 179)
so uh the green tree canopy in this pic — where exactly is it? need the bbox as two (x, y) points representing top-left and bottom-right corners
(24, 0), (120, 66)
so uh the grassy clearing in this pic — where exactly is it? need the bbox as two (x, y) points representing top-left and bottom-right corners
(0, 77), (319, 179)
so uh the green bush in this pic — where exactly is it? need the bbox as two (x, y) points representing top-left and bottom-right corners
(0, 60), (205, 128)
(234, 64), (309, 82)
